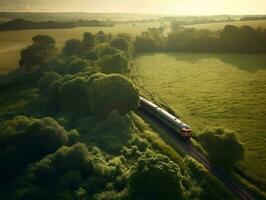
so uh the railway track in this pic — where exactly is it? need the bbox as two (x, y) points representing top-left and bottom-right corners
(138, 109), (256, 200)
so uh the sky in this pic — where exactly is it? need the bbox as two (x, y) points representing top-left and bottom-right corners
(0, 0), (266, 15)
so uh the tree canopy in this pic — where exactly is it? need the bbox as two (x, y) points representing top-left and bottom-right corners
(129, 150), (184, 200)
(0, 116), (69, 180)
(89, 73), (139, 116)
(197, 128), (245, 171)
(100, 53), (128, 74)
(19, 35), (57, 69)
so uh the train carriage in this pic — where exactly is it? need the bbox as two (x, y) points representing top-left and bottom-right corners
(139, 96), (192, 139)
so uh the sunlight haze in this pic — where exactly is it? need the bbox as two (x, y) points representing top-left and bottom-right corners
(0, 0), (266, 15)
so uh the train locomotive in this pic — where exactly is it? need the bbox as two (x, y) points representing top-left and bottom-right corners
(139, 96), (192, 139)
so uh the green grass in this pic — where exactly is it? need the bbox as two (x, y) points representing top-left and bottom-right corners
(0, 22), (163, 74)
(133, 52), (266, 191)
(185, 20), (266, 30)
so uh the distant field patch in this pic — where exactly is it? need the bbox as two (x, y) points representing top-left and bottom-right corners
(134, 53), (266, 189)
(186, 20), (266, 30)
(0, 22), (162, 74)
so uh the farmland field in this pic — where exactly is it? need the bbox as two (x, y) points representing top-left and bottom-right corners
(186, 19), (266, 30)
(134, 53), (266, 190)
(0, 21), (163, 74)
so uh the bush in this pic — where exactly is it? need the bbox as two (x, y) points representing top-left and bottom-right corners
(38, 71), (62, 94)
(59, 76), (89, 115)
(129, 150), (184, 200)
(100, 53), (128, 74)
(197, 128), (245, 172)
(84, 50), (98, 60)
(110, 37), (130, 55)
(30, 143), (91, 185)
(66, 59), (89, 74)
(63, 39), (83, 56)
(19, 35), (57, 69)
(0, 116), (69, 180)
(89, 73), (139, 117)
(83, 32), (95, 51)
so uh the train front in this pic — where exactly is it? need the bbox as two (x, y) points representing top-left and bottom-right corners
(181, 125), (192, 139)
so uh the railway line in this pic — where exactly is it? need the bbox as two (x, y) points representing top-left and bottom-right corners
(138, 108), (256, 200)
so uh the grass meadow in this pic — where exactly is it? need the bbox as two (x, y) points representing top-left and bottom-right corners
(186, 19), (266, 30)
(133, 53), (266, 190)
(0, 21), (162, 74)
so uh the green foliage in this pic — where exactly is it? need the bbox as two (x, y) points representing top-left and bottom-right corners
(129, 150), (184, 200)
(135, 28), (165, 52)
(110, 37), (130, 56)
(66, 58), (89, 74)
(100, 53), (128, 74)
(0, 116), (69, 180)
(19, 35), (57, 69)
(63, 39), (83, 56)
(59, 76), (89, 115)
(78, 111), (133, 154)
(197, 128), (245, 172)
(89, 73), (139, 116)
(95, 43), (123, 58)
(38, 71), (62, 94)
(135, 24), (266, 53)
(184, 157), (235, 200)
(84, 50), (98, 61)
(67, 130), (80, 146)
(95, 31), (110, 43)
(83, 32), (96, 51)
(29, 143), (90, 185)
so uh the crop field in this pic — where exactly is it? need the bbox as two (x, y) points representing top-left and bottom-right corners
(134, 53), (266, 189)
(186, 20), (266, 30)
(0, 21), (163, 74)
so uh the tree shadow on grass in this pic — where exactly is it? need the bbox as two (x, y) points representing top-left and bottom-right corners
(141, 52), (266, 73)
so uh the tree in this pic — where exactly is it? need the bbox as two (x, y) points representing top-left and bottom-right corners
(129, 151), (184, 200)
(19, 35), (57, 69)
(66, 58), (89, 74)
(59, 76), (89, 115)
(0, 116), (69, 180)
(197, 128), (244, 171)
(94, 43), (122, 57)
(84, 50), (98, 60)
(38, 71), (62, 94)
(110, 37), (130, 56)
(83, 32), (95, 51)
(63, 39), (83, 56)
(100, 53), (128, 74)
(89, 73), (139, 116)
(95, 31), (109, 43)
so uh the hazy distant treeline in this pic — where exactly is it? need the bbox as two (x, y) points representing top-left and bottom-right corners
(240, 16), (266, 21)
(0, 18), (113, 31)
(135, 23), (266, 53)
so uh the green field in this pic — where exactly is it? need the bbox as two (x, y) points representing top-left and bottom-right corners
(0, 22), (163, 74)
(134, 53), (266, 190)
(186, 20), (266, 30)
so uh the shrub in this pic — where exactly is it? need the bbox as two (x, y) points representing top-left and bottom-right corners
(129, 150), (184, 200)
(197, 128), (245, 172)
(110, 37), (130, 55)
(63, 39), (83, 56)
(66, 59), (89, 74)
(19, 35), (57, 69)
(0, 116), (69, 180)
(89, 73), (139, 116)
(100, 53), (128, 74)
(59, 76), (89, 115)
(38, 71), (62, 94)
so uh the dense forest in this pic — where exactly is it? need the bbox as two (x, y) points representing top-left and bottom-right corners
(0, 22), (265, 199)
(135, 22), (266, 53)
(0, 18), (113, 31)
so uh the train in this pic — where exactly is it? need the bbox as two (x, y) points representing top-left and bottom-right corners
(139, 96), (192, 139)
